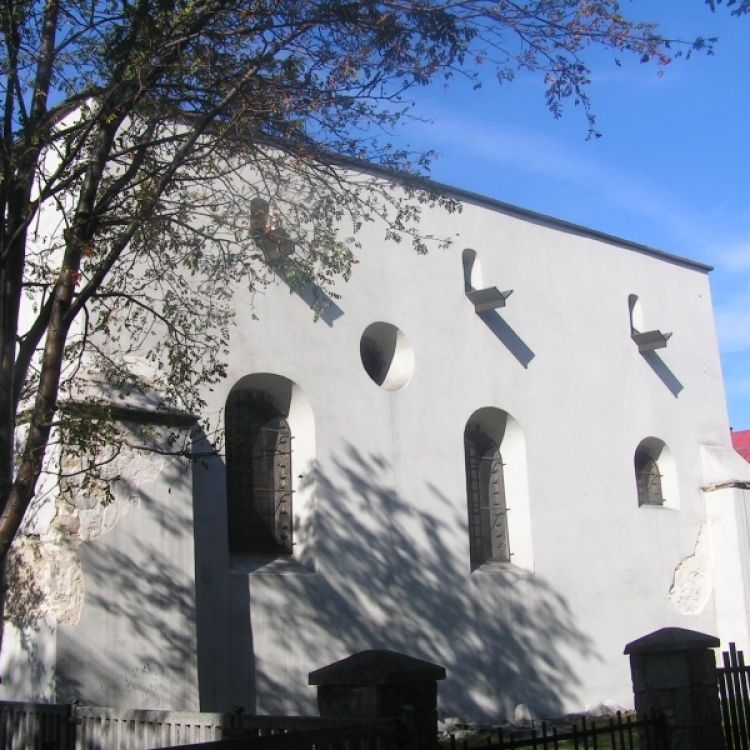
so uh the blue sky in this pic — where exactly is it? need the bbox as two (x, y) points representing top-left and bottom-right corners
(390, 2), (750, 430)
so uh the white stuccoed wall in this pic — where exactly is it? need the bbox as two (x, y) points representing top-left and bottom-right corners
(1, 418), (201, 711)
(54, 421), (200, 711)
(703, 445), (750, 657)
(3, 173), (740, 722)
(189, 182), (732, 721)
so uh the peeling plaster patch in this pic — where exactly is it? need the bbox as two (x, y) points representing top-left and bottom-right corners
(6, 525), (83, 626)
(20, 491), (57, 536)
(668, 524), (712, 615)
(77, 494), (140, 542)
(7, 422), (173, 628)
(71, 356), (170, 411)
(61, 423), (167, 542)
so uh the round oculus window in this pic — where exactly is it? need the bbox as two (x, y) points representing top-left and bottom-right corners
(359, 322), (414, 391)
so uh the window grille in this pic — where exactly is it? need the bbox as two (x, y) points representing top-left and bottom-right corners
(226, 391), (293, 555)
(465, 427), (510, 567)
(635, 448), (664, 506)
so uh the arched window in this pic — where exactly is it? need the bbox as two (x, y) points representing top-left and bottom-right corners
(465, 423), (510, 568)
(464, 407), (532, 571)
(634, 440), (665, 507)
(226, 390), (293, 555)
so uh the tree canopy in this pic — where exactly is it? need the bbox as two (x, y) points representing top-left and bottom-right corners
(0, 0), (717, 567)
(707, 0), (750, 15)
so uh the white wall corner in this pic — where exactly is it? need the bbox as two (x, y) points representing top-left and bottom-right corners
(701, 443), (750, 489)
(705, 485), (750, 655)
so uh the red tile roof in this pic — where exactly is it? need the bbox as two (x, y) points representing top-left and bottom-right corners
(732, 430), (750, 464)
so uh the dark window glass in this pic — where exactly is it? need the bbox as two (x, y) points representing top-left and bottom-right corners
(360, 336), (389, 386)
(465, 427), (510, 567)
(226, 391), (293, 555)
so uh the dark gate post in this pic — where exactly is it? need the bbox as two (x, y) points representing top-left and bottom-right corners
(309, 650), (446, 750)
(625, 627), (725, 750)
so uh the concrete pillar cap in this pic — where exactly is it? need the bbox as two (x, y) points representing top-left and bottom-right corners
(624, 627), (720, 655)
(309, 650), (446, 686)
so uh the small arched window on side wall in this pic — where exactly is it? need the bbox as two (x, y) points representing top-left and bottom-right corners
(633, 436), (679, 508)
(635, 443), (664, 506)
(226, 390), (293, 555)
(465, 409), (511, 568)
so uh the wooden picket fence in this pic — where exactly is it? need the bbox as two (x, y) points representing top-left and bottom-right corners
(0, 700), (73, 749)
(0, 701), (230, 748)
(0, 701), (411, 749)
(160, 717), (410, 750)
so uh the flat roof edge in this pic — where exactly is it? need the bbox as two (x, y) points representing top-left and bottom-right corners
(187, 119), (713, 273)
(431, 179), (712, 273)
(361, 165), (713, 274)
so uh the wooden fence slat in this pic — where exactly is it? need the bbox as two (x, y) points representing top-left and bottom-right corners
(716, 641), (750, 750)
(1, 700), (671, 750)
(719, 658), (735, 750)
(724, 647), (743, 750)
(735, 644), (747, 748)
(729, 643), (749, 750)
(0, 702), (274, 750)
(626, 713), (636, 750)
(735, 645), (750, 747)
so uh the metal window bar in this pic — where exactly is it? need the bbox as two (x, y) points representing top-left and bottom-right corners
(227, 409), (294, 554)
(466, 443), (484, 566)
(466, 433), (511, 566)
(636, 457), (663, 506)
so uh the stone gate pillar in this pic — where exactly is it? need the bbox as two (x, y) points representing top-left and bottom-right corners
(309, 650), (446, 750)
(624, 627), (725, 750)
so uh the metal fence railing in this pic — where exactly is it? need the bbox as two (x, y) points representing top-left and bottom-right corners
(445, 711), (668, 750)
(719, 642), (750, 750)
